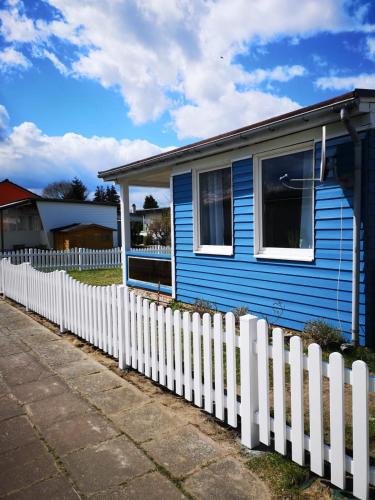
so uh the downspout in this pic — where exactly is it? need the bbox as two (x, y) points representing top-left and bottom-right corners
(0, 210), (4, 252)
(340, 108), (361, 345)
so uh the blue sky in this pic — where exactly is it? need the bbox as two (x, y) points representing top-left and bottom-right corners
(1, 0), (375, 207)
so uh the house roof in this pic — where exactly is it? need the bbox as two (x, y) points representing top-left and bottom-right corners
(98, 88), (375, 181)
(50, 223), (115, 233)
(0, 179), (41, 206)
(0, 197), (118, 210)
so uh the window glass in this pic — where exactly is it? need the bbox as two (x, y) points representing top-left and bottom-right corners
(199, 167), (232, 246)
(262, 150), (313, 249)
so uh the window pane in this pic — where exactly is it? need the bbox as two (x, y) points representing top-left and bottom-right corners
(199, 167), (232, 246)
(262, 150), (313, 249)
(128, 257), (172, 286)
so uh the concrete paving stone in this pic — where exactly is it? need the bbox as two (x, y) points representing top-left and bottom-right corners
(183, 457), (270, 499)
(0, 379), (10, 396)
(0, 352), (52, 387)
(26, 391), (92, 429)
(87, 383), (150, 415)
(62, 435), (154, 495)
(43, 410), (119, 455)
(144, 424), (224, 478)
(0, 446), (57, 496)
(12, 375), (68, 404)
(55, 358), (104, 380)
(68, 370), (123, 396)
(0, 394), (25, 421)
(0, 439), (51, 473)
(112, 402), (182, 443)
(33, 341), (87, 367)
(0, 338), (30, 356)
(0, 351), (42, 374)
(91, 472), (186, 500)
(20, 329), (61, 345)
(0, 415), (38, 454)
(5, 474), (80, 500)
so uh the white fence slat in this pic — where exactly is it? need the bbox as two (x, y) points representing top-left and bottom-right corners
(257, 319), (270, 445)
(272, 328), (286, 455)
(130, 292), (137, 368)
(308, 343), (324, 476)
(150, 302), (158, 381)
(183, 311), (192, 401)
(143, 299), (151, 377)
(106, 286), (112, 355)
(226, 312), (237, 428)
(174, 310), (183, 396)
(117, 286), (125, 369)
(352, 360), (369, 500)
(165, 308), (174, 391)
(158, 305), (166, 386)
(192, 312), (202, 407)
(290, 336), (305, 465)
(240, 315), (259, 449)
(124, 288), (131, 367)
(214, 313), (224, 420)
(329, 352), (346, 490)
(136, 295), (144, 372)
(203, 313), (213, 414)
(112, 284), (118, 358)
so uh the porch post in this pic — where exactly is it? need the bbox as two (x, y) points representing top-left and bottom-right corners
(119, 181), (130, 285)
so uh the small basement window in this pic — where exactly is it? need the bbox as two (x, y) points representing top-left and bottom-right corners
(254, 147), (314, 261)
(194, 165), (232, 255)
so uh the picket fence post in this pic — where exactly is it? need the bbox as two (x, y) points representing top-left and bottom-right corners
(240, 314), (259, 449)
(58, 270), (66, 333)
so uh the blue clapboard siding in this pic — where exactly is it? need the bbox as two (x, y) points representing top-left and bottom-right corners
(173, 132), (371, 343)
(363, 130), (375, 348)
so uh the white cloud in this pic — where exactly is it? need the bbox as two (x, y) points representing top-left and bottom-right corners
(0, 104), (10, 140)
(367, 37), (375, 60)
(0, 46), (30, 71)
(172, 89), (300, 139)
(0, 0), (373, 138)
(41, 49), (70, 76)
(0, 104), (173, 204)
(316, 73), (375, 90)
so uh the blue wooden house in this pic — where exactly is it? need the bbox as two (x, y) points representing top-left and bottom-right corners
(99, 89), (375, 346)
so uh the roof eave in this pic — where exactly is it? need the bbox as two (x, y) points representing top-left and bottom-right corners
(98, 90), (364, 182)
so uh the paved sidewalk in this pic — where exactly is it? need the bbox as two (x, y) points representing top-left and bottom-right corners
(0, 299), (269, 499)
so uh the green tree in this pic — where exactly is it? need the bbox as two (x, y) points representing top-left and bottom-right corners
(93, 185), (106, 202)
(143, 194), (159, 209)
(105, 185), (120, 204)
(64, 177), (88, 200)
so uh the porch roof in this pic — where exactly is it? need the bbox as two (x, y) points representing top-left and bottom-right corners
(98, 88), (375, 183)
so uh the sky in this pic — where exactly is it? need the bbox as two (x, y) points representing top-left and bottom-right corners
(1, 0), (375, 207)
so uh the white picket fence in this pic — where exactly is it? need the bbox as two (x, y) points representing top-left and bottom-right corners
(129, 245), (171, 255)
(0, 247), (122, 271)
(0, 258), (374, 499)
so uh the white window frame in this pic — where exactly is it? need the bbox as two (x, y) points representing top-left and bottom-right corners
(193, 163), (233, 256)
(253, 143), (315, 262)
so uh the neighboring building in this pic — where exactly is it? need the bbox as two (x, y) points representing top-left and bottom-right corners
(52, 223), (115, 250)
(0, 179), (41, 206)
(0, 181), (118, 251)
(129, 204), (170, 245)
(99, 89), (375, 346)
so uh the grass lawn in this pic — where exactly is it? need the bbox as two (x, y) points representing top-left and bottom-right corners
(68, 268), (122, 286)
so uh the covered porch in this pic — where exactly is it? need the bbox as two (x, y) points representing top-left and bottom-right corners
(115, 164), (174, 296)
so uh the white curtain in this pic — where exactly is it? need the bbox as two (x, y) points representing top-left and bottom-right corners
(200, 170), (226, 245)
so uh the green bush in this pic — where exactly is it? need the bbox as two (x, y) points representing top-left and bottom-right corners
(303, 319), (343, 350)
